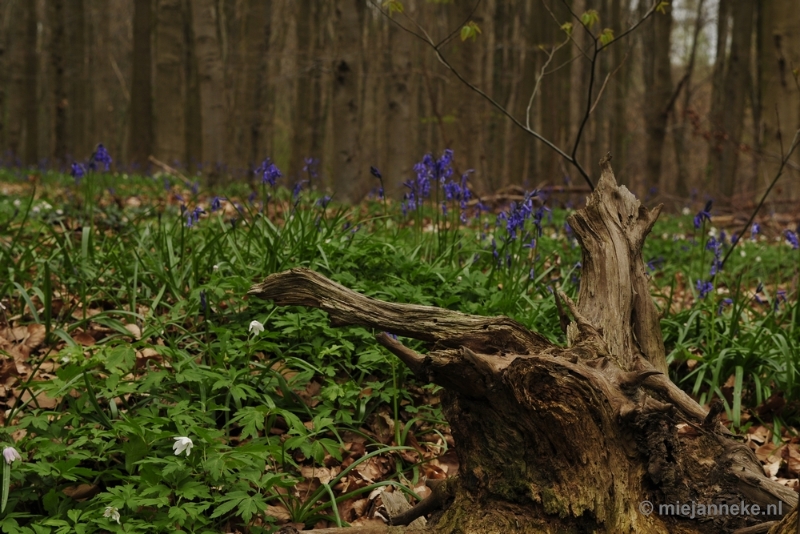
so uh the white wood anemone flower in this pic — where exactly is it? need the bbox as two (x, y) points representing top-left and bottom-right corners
(249, 320), (265, 335)
(104, 506), (121, 524)
(173, 437), (194, 456)
(2, 447), (21, 465)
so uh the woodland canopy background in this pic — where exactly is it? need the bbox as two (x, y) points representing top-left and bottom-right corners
(0, 0), (798, 205)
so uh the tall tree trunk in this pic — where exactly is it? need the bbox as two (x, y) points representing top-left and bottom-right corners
(49, 0), (67, 162)
(330, 0), (365, 202)
(641, 4), (673, 192)
(190, 0), (226, 184)
(129, 0), (153, 167)
(758, 0), (800, 202)
(717, 0), (755, 200)
(0, 0), (6, 152)
(183, 0), (202, 173)
(153, 0), (187, 165)
(290, 0), (320, 181)
(66, 0), (88, 160)
(707, 0), (731, 196)
(236, 0), (270, 169)
(23, 0), (38, 165)
(384, 12), (416, 195)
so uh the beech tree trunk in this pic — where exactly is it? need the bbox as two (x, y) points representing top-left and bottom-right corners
(250, 157), (798, 534)
(129, 0), (153, 166)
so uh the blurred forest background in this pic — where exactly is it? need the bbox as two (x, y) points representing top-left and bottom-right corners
(0, 0), (797, 206)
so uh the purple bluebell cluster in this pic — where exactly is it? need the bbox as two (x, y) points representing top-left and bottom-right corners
(256, 158), (282, 187)
(70, 162), (85, 183)
(303, 157), (319, 180)
(497, 190), (541, 240)
(696, 279), (713, 299)
(88, 144), (113, 172)
(186, 206), (204, 228)
(750, 223), (760, 240)
(292, 180), (307, 200)
(785, 229), (799, 249)
(210, 196), (224, 212)
(706, 237), (723, 276)
(370, 166), (385, 199)
(401, 149), (453, 215)
(441, 171), (473, 222)
(693, 200), (712, 229)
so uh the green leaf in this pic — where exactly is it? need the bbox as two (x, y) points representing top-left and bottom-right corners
(599, 28), (614, 46)
(656, 1), (669, 14)
(580, 9), (599, 29)
(382, 0), (404, 15)
(560, 22), (573, 36)
(460, 21), (482, 42)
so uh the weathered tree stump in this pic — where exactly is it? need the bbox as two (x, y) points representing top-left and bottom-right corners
(250, 157), (798, 533)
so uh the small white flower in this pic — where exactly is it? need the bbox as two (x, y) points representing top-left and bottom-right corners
(755, 256), (762, 262)
(173, 436), (193, 456)
(708, 227), (717, 238)
(249, 320), (264, 335)
(682, 207), (691, 216)
(13, 199), (21, 208)
(740, 250), (746, 257)
(2, 447), (21, 465)
(104, 506), (121, 524)
(213, 264), (219, 272)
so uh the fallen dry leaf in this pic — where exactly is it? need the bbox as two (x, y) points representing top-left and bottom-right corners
(124, 323), (141, 339)
(71, 331), (96, 347)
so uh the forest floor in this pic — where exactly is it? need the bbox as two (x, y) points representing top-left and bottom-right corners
(0, 166), (799, 532)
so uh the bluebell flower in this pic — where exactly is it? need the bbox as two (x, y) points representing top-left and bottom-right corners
(316, 195), (331, 208)
(211, 196), (223, 212)
(370, 166), (382, 179)
(646, 256), (665, 272)
(717, 298), (733, 315)
(706, 237), (723, 275)
(88, 144), (112, 171)
(775, 290), (787, 311)
(785, 230), (799, 249)
(303, 157), (319, 178)
(696, 279), (713, 299)
(529, 268), (536, 280)
(292, 180), (307, 199)
(693, 200), (712, 229)
(70, 162), (85, 183)
(257, 158), (282, 186)
(384, 332), (398, 340)
(750, 223), (760, 240)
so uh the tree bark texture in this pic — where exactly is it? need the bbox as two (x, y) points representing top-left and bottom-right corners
(758, 0), (800, 201)
(153, 0), (187, 165)
(48, 0), (67, 162)
(251, 159), (797, 533)
(23, 0), (38, 165)
(190, 0), (226, 183)
(66, 0), (88, 160)
(331, 0), (365, 203)
(708, 0), (755, 199)
(129, 0), (153, 166)
(642, 3), (673, 193)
